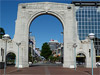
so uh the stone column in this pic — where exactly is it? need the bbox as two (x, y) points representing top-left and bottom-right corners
(63, 5), (77, 68)
(86, 42), (96, 68)
(15, 41), (29, 68)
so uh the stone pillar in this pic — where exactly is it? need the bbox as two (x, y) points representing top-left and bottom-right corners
(86, 43), (96, 68)
(15, 41), (29, 68)
(13, 4), (29, 68)
(63, 5), (77, 68)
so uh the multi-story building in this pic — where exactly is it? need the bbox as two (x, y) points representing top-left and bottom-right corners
(29, 36), (42, 63)
(48, 39), (63, 59)
(35, 48), (41, 56)
(48, 39), (59, 51)
(74, 1), (100, 64)
(29, 36), (35, 57)
(29, 36), (36, 50)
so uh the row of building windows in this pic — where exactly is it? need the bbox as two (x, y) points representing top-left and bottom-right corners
(76, 6), (100, 56)
(76, 6), (100, 40)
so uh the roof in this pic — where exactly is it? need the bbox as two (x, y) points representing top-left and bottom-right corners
(72, 1), (100, 6)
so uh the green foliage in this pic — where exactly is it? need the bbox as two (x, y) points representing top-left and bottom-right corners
(0, 27), (5, 39)
(7, 52), (16, 59)
(41, 42), (52, 60)
(29, 54), (32, 62)
(49, 56), (60, 63)
(6, 52), (16, 65)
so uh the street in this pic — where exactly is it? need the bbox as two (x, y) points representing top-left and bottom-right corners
(0, 62), (100, 75)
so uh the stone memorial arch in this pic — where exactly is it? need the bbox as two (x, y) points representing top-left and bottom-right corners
(13, 2), (78, 68)
(0, 2), (96, 68)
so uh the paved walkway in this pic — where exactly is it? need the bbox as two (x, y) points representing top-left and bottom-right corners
(0, 65), (100, 75)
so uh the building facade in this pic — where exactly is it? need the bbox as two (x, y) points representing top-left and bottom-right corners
(29, 36), (41, 62)
(74, 1), (100, 63)
(48, 39), (63, 58)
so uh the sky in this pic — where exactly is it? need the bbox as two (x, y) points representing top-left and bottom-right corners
(0, 0), (100, 49)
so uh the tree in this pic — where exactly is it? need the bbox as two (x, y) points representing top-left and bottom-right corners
(0, 27), (5, 39)
(41, 42), (52, 60)
(49, 55), (60, 63)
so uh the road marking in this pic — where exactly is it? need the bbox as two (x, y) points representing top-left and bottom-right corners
(45, 66), (51, 75)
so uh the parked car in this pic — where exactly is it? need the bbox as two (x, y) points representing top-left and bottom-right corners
(96, 61), (100, 66)
(29, 62), (32, 65)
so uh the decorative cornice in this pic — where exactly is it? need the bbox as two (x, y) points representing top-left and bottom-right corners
(20, 2), (69, 10)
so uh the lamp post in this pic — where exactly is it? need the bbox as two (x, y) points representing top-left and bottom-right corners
(88, 33), (95, 75)
(60, 32), (63, 62)
(31, 41), (34, 63)
(73, 43), (77, 70)
(2, 34), (10, 75)
(16, 42), (21, 70)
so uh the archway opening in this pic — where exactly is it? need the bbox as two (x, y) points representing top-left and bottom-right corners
(29, 14), (64, 65)
(76, 53), (86, 67)
(6, 52), (16, 66)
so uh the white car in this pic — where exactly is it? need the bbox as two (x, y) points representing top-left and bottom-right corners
(29, 62), (32, 66)
(96, 61), (100, 66)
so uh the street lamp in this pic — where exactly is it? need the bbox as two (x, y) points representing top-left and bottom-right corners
(2, 34), (10, 75)
(73, 43), (77, 71)
(60, 32), (63, 62)
(88, 33), (95, 75)
(16, 42), (21, 70)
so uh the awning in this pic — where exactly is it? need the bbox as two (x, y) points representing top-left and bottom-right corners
(96, 56), (100, 57)
(76, 55), (85, 57)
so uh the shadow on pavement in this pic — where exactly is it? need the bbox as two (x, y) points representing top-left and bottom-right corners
(84, 71), (91, 75)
